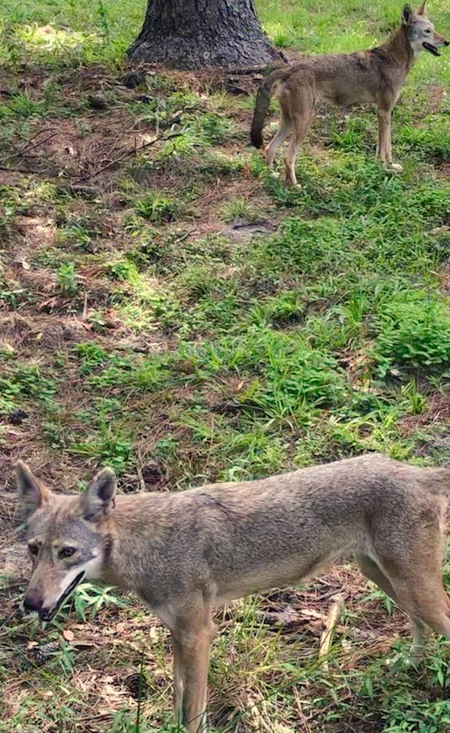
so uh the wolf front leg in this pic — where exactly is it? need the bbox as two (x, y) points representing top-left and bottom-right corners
(171, 609), (217, 733)
(377, 106), (403, 173)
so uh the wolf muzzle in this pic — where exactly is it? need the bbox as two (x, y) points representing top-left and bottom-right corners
(23, 571), (85, 622)
(423, 39), (449, 56)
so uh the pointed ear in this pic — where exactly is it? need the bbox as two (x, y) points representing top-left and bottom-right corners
(402, 4), (413, 24)
(81, 468), (116, 521)
(416, 1), (426, 16)
(16, 461), (50, 520)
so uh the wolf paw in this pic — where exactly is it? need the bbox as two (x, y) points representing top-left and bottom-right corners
(384, 162), (404, 174)
(284, 179), (301, 190)
(409, 644), (426, 666)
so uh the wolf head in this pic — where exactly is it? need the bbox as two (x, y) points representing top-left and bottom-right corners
(402, 3), (449, 57)
(16, 461), (116, 622)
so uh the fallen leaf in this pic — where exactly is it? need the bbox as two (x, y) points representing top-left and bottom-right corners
(298, 608), (325, 620)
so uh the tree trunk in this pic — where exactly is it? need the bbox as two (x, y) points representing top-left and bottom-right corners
(127, 0), (283, 70)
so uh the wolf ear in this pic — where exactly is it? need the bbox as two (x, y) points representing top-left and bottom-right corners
(16, 461), (50, 520)
(81, 468), (117, 521)
(402, 4), (413, 24)
(416, 1), (426, 16)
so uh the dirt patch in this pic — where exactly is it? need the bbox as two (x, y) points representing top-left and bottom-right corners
(14, 215), (56, 248)
(5, 116), (152, 180)
(0, 312), (96, 352)
(398, 392), (450, 435)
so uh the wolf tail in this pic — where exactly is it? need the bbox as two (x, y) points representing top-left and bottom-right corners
(250, 70), (285, 149)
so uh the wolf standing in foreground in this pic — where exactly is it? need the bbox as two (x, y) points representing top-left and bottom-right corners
(15, 455), (450, 731)
(250, 3), (448, 186)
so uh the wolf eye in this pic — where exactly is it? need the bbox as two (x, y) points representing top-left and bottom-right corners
(59, 547), (77, 559)
(28, 544), (39, 556)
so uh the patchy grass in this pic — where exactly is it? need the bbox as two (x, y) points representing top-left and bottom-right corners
(1, 0), (450, 731)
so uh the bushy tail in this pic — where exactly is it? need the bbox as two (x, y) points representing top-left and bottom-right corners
(250, 72), (282, 149)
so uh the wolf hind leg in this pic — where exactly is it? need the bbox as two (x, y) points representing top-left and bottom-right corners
(284, 90), (314, 186)
(265, 114), (291, 170)
(356, 553), (429, 657)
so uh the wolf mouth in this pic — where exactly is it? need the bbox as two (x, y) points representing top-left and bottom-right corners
(422, 42), (441, 56)
(38, 571), (85, 622)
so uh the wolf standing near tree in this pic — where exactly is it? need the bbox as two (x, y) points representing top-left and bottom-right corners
(250, 2), (449, 185)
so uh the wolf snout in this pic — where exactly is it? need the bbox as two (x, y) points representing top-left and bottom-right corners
(23, 590), (53, 617)
(23, 590), (44, 613)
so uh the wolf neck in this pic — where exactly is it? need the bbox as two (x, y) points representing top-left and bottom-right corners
(94, 494), (176, 595)
(376, 24), (415, 74)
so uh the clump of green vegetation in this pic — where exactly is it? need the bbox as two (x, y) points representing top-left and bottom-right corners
(134, 192), (180, 222)
(0, 363), (56, 415)
(373, 295), (450, 374)
(57, 261), (78, 295)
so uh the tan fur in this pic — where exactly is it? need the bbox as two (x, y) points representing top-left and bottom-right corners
(250, 3), (448, 185)
(16, 453), (450, 732)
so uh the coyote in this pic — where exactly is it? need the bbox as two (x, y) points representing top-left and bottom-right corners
(250, 3), (448, 185)
(16, 454), (450, 732)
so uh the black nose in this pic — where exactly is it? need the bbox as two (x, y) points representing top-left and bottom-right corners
(444, 40), (449, 47)
(23, 591), (43, 613)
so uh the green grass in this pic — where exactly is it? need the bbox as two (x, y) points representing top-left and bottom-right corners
(1, 0), (450, 731)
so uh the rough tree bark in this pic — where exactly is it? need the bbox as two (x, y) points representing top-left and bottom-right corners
(127, 0), (283, 70)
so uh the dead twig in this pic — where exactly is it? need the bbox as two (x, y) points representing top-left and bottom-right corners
(319, 593), (344, 672)
(0, 132), (58, 164)
(136, 464), (146, 493)
(172, 227), (197, 245)
(245, 691), (275, 733)
(293, 686), (313, 733)
(75, 128), (185, 183)
(82, 291), (89, 321)
(0, 164), (37, 174)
